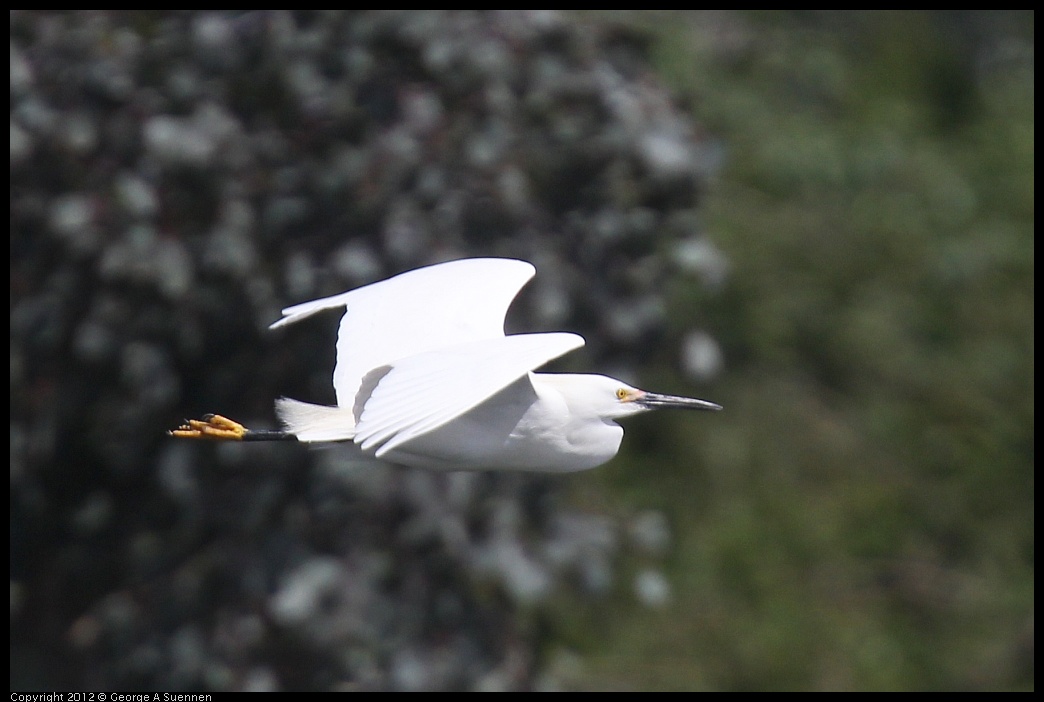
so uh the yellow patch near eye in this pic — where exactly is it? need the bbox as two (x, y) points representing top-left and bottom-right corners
(616, 388), (629, 400)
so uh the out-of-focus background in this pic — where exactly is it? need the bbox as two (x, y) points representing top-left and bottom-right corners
(10, 11), (1032, 691)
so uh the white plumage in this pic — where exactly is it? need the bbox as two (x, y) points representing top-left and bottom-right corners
(174, 258), (721, 472)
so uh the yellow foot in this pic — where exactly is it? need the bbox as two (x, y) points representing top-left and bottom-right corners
(169, 414), (248, 440)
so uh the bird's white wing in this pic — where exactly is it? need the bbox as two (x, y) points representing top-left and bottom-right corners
(354, 332), (584, 457)
(269, 258), (536, 408)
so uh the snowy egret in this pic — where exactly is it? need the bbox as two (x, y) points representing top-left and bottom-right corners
(171, 258), (721, 472)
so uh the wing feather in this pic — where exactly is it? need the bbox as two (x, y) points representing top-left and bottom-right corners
(354, 333), (584, 457)
(268, 259), (537, 409)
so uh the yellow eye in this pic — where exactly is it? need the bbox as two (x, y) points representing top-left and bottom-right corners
(616, 388), (629, 400)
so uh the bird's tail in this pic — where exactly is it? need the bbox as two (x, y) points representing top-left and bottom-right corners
(275, 398), (356, 442)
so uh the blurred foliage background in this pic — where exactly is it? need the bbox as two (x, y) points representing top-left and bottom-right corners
(10, 11), (1032, 691)
(559, 10), (1033, 691)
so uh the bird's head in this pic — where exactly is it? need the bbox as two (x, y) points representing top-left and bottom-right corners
(554, 374), (722, 421)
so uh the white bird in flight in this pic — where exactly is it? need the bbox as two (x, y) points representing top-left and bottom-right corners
(171, 258), (721, 472)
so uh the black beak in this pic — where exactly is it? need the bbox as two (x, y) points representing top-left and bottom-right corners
(637, 392), (722, 411)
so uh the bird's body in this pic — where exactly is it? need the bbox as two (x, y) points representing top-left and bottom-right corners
(354, 374), (624, 472)
(172, 258), (720, 472)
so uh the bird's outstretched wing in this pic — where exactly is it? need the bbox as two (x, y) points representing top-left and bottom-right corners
(269, 258), (537, 408)
(353, 332), (584, 457)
